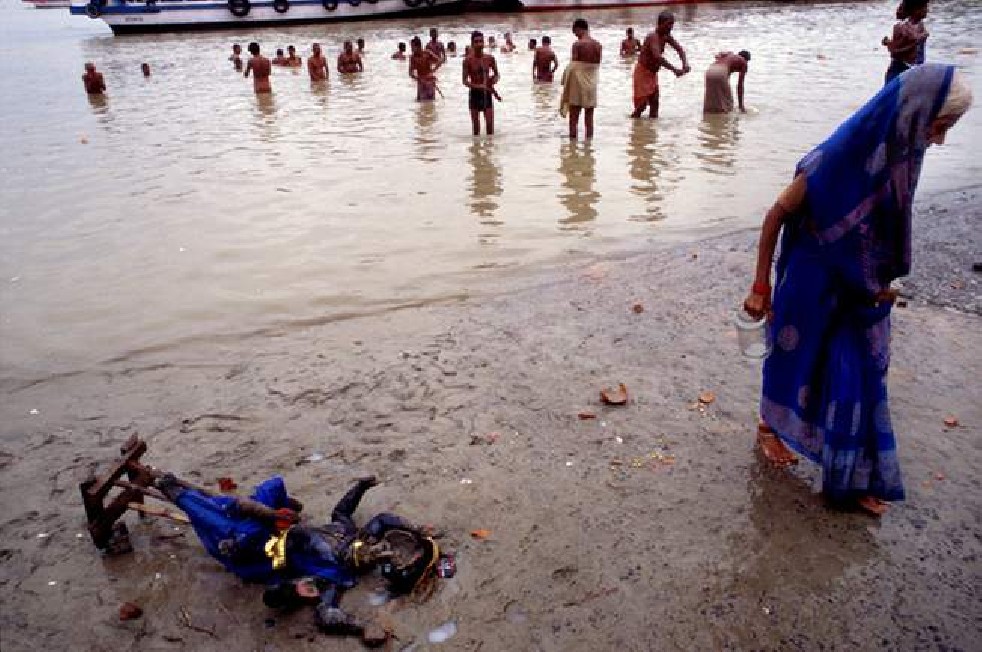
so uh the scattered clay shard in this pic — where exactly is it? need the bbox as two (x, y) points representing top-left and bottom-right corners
(470, 529), (492, 540)
(698, 391), (716, 405)
(600, 383), (629, 406)
(119, 602), (143, 621)
(632, 303), (644, 314)
(943, 416), (959, 428)
(578, 411), (597, 420)
(217, 477), (237, 492)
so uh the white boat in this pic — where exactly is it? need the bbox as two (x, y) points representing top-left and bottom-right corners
(472, 0), (728, 10)
(24, 0), (71, 7)
(69, 0), (468, 34)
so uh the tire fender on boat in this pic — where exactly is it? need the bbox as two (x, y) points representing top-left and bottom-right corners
(424, 0), (435, 5)
(228, 0), (250, 17)
(366, 0), (378, 4)
(85, 1), (101, 18)
(403, 0), (421, 7)
(322, 0), (338, 9)
(145, 0), (160, 12)
(348, 0), (361, 6)
(272, 0), (289, 12)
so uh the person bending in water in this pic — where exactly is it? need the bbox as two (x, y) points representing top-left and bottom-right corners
(487, 35), (497, 50)
(703, 50), (750, 113)
(462, 31), (500, 136)
(561, 18), (602, 139)
(426, 28), (447, 64)
(230, 43), (243, 71)
(528, 38), (537, 51)
(392, 42), (407, 60)
(82, 62), (106, 95)
(447, 41), (457, 57)
(621, 27), (641, 57)
(272, 49), (288, 66)
(410, 36), (442, 102)
(338, 41), (364, 74)
(308, 43), (329, 82)
(533, 35), (559, 83)
(632, 11), (689, 119)
(244, 42), (272, 94)
(285, 45), (302, 67)
(883, 0), (929, 84)
(357, 38), (366, 54)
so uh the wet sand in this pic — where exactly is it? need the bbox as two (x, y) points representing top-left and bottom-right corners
(1, 189), (980, 651)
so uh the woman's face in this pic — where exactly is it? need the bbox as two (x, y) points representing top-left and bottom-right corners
(928, 115), (959, 146)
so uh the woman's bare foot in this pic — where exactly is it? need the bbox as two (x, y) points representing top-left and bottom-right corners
(857, 496), (889, 516)
(756, 424), (799, 467)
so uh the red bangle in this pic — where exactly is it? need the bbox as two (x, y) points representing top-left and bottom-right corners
(752, 281), (771, 295)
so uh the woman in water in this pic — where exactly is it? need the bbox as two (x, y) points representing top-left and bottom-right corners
(744, 64), (972, 516)
(882, 0), (929, 84)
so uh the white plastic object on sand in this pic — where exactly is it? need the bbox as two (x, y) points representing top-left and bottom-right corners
(427, 621), (457, 644)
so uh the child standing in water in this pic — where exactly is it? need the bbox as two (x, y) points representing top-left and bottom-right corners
(882, 0), (929, 84)
(81, 62), (106, 95)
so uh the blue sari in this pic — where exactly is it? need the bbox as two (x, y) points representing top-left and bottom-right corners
(761, 64), (954, 503)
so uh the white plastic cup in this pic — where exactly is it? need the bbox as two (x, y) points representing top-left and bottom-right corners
(734, 311), (771, 359)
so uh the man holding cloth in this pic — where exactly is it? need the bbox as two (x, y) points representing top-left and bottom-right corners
(560, 18), (602, 140)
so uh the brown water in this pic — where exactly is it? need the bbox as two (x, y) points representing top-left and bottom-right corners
(1, 0), (980, 376)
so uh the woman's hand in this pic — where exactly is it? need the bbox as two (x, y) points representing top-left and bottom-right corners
(743, 290), (770, 321)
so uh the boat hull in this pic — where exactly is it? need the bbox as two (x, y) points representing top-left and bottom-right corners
(70, 0), (467, 34)
(24, 0), (71, 7)
(516, 0), (706, 9)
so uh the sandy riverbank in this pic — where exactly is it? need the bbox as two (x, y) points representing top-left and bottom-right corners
(1, 189), (980, 651)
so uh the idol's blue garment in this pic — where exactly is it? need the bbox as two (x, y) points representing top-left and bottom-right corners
(175, 476), (354, 587)
(761, 64), (954, 503)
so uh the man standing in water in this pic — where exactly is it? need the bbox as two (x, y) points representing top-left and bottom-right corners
(632, 11), (690, 119)
(338, 41), (364, 74)
(81, 62), (106, 95)
(244, 42), (272, 94)
(500, 32), (516, 54)
(308, 43), (329, 82)
(882, 0), (929, 83)
(620, 28), (641, 57)
(426, 28), (447, 64)
(285, 45), (302, 68)
(532, 35), (559, 83)
(462, 31), (500, 136)
(409, 36), (442, 102)
(561, 19), (602, 139)
(703, 50), (750, 113)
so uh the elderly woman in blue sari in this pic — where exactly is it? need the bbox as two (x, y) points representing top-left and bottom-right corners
(743, 64), (972, 516)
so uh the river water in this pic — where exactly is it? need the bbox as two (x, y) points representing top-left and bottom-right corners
(0, 0), (979, 376)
